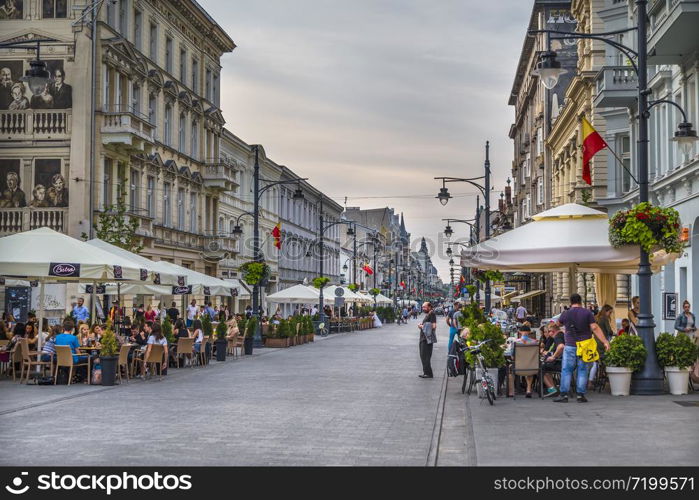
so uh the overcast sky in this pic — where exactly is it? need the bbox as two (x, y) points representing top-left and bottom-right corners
(205, 0), (533, 283)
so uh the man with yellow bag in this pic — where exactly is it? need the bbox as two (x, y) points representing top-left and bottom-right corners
(554, 293), (611, 403)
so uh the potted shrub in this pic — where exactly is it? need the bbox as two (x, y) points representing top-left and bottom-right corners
(244, 317), (257, 355)
(305, 316), (315, 342)
(604, 335), (647, 396)
(266, 320), (289, 348)
(201, 314), (213, 360)
(162, 316), (175, 344)
(99, 322), (119, 386)
(656, 332), (699, 395)
(463, 320), (505, 398)
(215, 319), (227, 361)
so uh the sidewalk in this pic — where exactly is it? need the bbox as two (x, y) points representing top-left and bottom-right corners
(461, 386), (699, 466)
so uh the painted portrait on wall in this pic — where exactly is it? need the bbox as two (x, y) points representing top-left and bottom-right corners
(0, 159), (26, 208)
(45, 60), (71, 109)
(34, 158), (67, 207)
(0, 60), (23, 110)
(0, 0), (23, 20)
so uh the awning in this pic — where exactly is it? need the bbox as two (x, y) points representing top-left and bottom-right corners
(502, 290), (519, 299)
(511, 290), (545, 302)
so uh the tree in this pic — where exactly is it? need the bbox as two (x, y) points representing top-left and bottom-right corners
(87, 196), (143, 253)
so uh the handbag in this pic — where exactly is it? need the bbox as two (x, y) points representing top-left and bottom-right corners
(576, 336), (599, 363)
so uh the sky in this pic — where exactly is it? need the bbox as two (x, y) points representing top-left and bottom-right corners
(205, 0), (533, 283)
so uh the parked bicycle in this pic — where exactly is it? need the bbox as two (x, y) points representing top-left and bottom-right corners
(317, 322), (329, 337)
(462, 339), (496, 406)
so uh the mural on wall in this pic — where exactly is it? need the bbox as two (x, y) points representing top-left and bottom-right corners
(34, 158), (67, 207)
(0, 59), (71, 110)
(0, 0), (22, 20)
(0, 159), (26, 208)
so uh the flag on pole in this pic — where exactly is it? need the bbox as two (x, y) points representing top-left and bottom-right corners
(581, 116), (608, 185)
(271, 223), (282, 249)
(400, 281), (406, 288)
(362, 264), (374, 275)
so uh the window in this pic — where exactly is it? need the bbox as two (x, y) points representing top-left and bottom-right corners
(179, 47), (187, 85)
(619, 134), (633, 193)
(165, 37), (173, 73)
(205, 68), (212, 101)
(191, 119), (198, 159)
(102, 64), (110, 109)
(191, 58), (199, 93)
(536, 128), (543, 156)
(103, 158), (113, 209)
(147, 93), (156, 125)
(164, 104), (172, 146)
(116, 162), (126, 202)
(43, 0), (67, 18)
(525, 194), (531, 219)
(131, 83), (140, 115)
(119, 0), (128, 35)
(218, 217), (224, 235)
(177, 188), (185, 230)
(189, 193), (197, 233)
(134, 9), (142, 50)
(537, 177), (544, 205)
(525, 152), (531, 178)
(129, 168), (140, 213)
(178, 112), (186, 152)
(213, 73), (219, 106)
(146, 176), (155, 217)
(149, 22), (158, 61)
(163, 183), (171, 226)
(106, 0), (115, 27)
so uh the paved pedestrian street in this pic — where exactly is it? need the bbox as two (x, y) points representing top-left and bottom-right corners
(0, 321), (448, 466)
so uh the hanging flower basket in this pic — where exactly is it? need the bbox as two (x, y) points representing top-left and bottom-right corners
(471, 269), (504, 283)
(240, 261), (271, 286)
(368, 287), (381, 297)
(312, 276), (330, 289)
(347, 283), (359, 292)
(609, 202), (682, 254)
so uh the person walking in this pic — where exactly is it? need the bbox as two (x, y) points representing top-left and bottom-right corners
(515, 303), (527, 323)
(554, 294), (610, 403)
(446, 302), (462, 352)
(186, 299), (198, 328)
(418, 302), (437, 379)
(71, 297), (89, 323)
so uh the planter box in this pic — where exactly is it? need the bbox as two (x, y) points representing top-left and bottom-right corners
(665, 367), (689, 395)
(606, 366), (633, 396)
(308, 333), (314, 342)
(264, 338), (290, 348)
(289, 336), (297, 346)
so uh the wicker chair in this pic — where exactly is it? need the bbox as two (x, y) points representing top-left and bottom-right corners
(54, 345), (89, 385)
(133, 344), (165, 380)
(174, 337), (195, 368)
(19, 339), (52, 384)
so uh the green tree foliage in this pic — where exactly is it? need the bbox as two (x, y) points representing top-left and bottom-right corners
(90, 197), (143, 253)
(605, 334), (647, 371)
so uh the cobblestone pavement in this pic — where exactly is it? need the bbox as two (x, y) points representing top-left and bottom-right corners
(0, 320), (449, 466)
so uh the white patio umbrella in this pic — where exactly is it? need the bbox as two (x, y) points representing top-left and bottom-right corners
(265, 284), (331, 304)
(324, 285), (366, 303)
(374, 293), (393, 305)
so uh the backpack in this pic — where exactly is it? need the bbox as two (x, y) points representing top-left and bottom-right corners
(447, 339), (466, 377)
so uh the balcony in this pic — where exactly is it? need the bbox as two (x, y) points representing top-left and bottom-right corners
(594, 66), (638, 109)
(0, 110), (71, 142)
(201, 161), (238, 191)
(100, 105), (155, 151)
(648, 0), (699, 65)
(202, 234), (240, 261)
(153, 224), (204, 251)
(0, 207), (67, 236)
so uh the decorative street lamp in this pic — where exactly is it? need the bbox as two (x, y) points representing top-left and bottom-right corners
(529, 0), (699, 394)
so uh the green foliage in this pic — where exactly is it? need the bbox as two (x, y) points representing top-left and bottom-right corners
(457, 301), (486, 326)
(277, 319), (290, 338)
(93, 196), (144, 253)
(609, 202), (682, 254)
(245, 317), (258, 338)
(656, 333), (699, 370)
(215, 319), (227, 340)
(238, 319), (247, 336)
(471, 269), (504, 283)
(312, 276), (330, 289)
(465, 285), (477, 302)
(605, 334), (647, 371)
(240, 261), (271, 286)
(304, 316), (314, 335)
(464, 321), (506, 368)
(201, 314), (213, 338)
(369, 288), (381, 297)
(162, 316), (175, 344)
(99, 321), (119, 357)
(347, 283), (359, 292)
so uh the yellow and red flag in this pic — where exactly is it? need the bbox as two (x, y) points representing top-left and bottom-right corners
(271, 223), (282, 249)
(581, 116), (608, 185)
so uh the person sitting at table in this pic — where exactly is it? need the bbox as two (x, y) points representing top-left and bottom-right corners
(55, 319), (88, 377)
(192, 319), (204, 354)
(90, 324), (103, 345)
(507, 325), (538, 398)
(541, 322), (565, 397)
(25, 322), (39, 350)
(144, 304), (157, 323)
(174, 319), (189, 339)
(130, 324), (148, 347)
(225, 318), (240, 341)
(40, 325), (59, 363)
(271, 314), (281, 326)
(140, 322), (168, 378)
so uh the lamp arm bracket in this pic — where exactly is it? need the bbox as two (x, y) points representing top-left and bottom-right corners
(648, 99), (689, 123)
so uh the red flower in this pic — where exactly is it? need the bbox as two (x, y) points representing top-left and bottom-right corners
(636, 213), (648, 220)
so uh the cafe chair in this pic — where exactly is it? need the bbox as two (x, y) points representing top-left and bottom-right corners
(117, 344), (131, 383)
(54, 345), (90, 385)
(195, 339), (209, 367)
(510, 343), (543, 398)
(133, 344), (165, 380)
(19, 339), (52, 384)
(175, 337), (194, 368)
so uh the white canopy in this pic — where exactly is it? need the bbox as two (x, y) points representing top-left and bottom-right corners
(266, 284), (329, 304)
(324, 285), (367, 303)
(0, 228), (161, 282)
(86, 239), (182, 285)
(460, 204), (643, 274)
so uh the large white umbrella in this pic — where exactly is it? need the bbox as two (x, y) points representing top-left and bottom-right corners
(374, 293), (393, 305)
(460, 204), (643, 274)
(324, 285), (366, 303)
(266, 284), (331, 304)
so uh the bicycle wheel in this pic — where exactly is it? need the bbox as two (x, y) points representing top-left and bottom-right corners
(482, 379), (494, 405)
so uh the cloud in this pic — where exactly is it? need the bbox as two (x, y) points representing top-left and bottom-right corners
(204, 0), (532, 282)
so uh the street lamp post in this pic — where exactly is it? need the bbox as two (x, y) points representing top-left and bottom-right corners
(529, 0), (698, 394)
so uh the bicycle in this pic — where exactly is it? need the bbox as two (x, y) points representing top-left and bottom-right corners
(318, 322), (329, 337)
(462, 339), (496, 406)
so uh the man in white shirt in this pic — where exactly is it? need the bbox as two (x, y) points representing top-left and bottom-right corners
(515, 304), (527, 322)
(186, 299), (198, 328)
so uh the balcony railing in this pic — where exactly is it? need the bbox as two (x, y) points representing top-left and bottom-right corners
(594, 66), (638, 109)
(202, 161), (239, 191)
(0, 109), (71, 141)
(100, 105), (155, 150)
(0, 207), (67, 235)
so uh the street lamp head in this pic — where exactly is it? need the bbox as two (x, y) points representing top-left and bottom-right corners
(672, 121), (698, 155)
(231, 224), (243, 236)
(20, 59), (50, 96)
(342, 263), (348, 272)
(437, 187), (451, 206)
(449, 258), (454, 266)
(446, 246), (453, 256)
(444, 225), (453, 238)
(346, 225), (355, 236)
(532, 51), (567, 90)
(292, 186), (304, 200)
